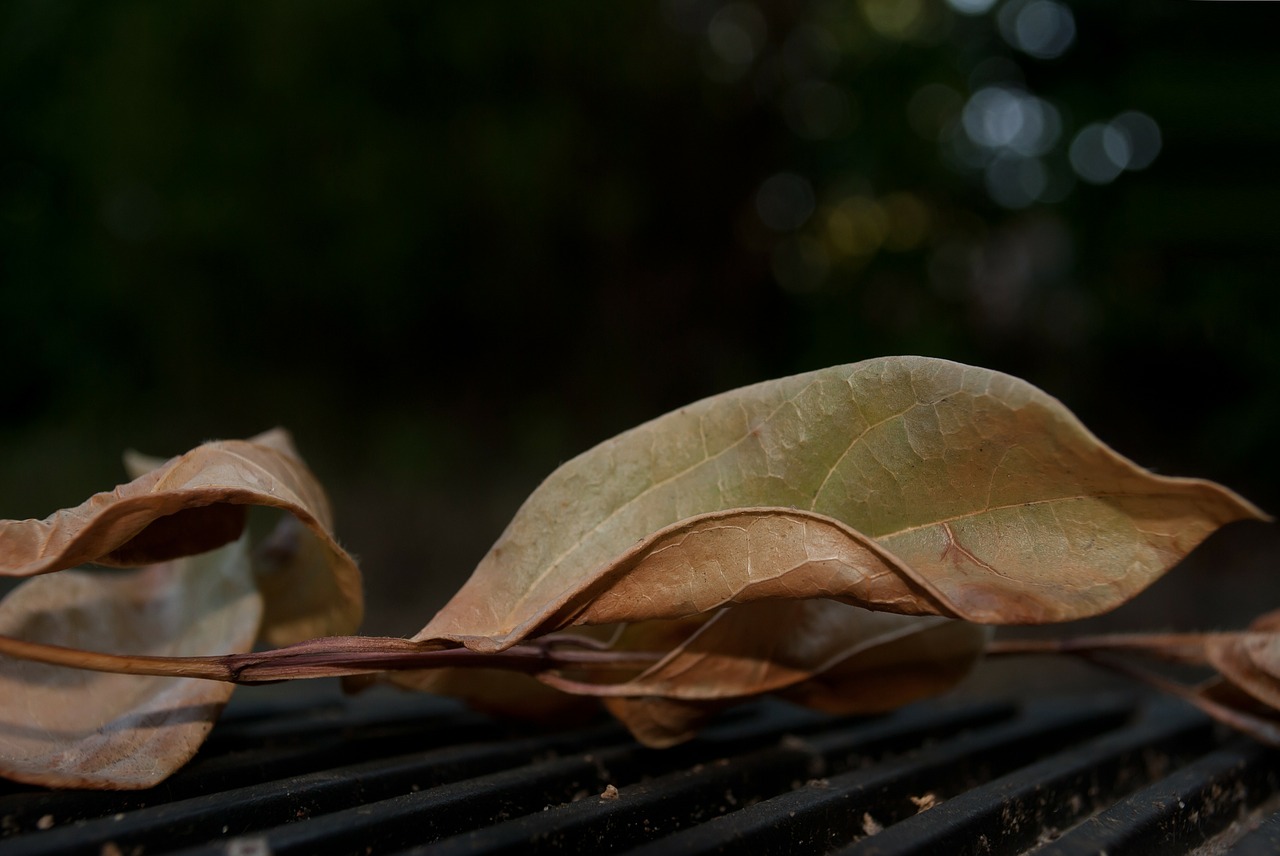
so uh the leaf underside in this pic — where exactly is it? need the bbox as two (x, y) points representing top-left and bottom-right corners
(0, 537), (261, 788)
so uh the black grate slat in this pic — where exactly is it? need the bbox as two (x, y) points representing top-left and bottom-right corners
(615, 695), (1134, 856)
(1230, 806), (1280, 855)
(0, 693), (495, 835)
(5, 687), (1280, 855)
(406, 698), (1015, 856)
(1035, 738), (1280, 856)
(3, 719), (637, 856)
(830, 700), (1214, 856)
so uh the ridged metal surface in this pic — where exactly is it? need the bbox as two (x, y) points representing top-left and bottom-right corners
(2, 688), (1277, 855)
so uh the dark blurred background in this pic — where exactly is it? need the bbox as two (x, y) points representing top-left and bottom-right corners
(2, 0), (1276, 637)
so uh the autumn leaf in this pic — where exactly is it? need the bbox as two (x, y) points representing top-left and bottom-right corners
(0, 535), (262, 788)
(415, 358), (1261, 655)
(0, 428), (363, 643)
(388, 356), (1262, 732)
(0, 430), (364, 788)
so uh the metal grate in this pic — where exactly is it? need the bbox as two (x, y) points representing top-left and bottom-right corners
(2, 688), (1278, 855)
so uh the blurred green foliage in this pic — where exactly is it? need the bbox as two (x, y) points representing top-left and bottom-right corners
(2, 0), (1276, 631)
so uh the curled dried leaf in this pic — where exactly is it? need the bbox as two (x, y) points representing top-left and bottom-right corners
(0, 537), (262, 789)
(0, 428), (363, 642)
(417, 357), (1263, 655)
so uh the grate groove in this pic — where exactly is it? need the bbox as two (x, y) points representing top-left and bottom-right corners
(3, 689), (1279, 855)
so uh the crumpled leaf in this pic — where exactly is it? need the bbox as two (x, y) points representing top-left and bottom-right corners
(0, 428), (363, 643)
(417, 357), (1262, 654)
(394, 357), (1260, 741)
(0, 535), (262, 789)
(391, 504), (988, 735)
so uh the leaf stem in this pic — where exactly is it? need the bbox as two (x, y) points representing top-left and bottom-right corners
(987, 632), (1215, 665)
(0, 633), (665, 683)
(1072, 651), (1280, 746)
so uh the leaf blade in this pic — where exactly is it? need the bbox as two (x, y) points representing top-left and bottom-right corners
(0, 537), (262, 789)
(418, 356), (1264, 646)
(0, 428), (363, 642)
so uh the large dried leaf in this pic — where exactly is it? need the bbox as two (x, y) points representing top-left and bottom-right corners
(418, 357), (1263, 651)
(0, 428), (363, 642)
(0, 536), (262, 789)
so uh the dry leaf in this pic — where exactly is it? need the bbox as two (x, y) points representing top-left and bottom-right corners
(417, 357), (1262, 656)
(0, 428), (363, 642)
(0, 536), (262, 788)
(394, 357), (1261, 726)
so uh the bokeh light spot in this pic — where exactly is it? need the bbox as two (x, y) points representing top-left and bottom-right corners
(946, 0), (998, 16)
(859, 0), (925, 41)
(708, 3), (768, 66)
(962, 87), (1060, 157)
(1069, 123), (1127, 184)
(756, 172), (816, 231)
(999, 0), (1075, 60)
(985, 155), (1048, 209)
(1109, 111), (1162, 170)
(826, 196), (889, 257)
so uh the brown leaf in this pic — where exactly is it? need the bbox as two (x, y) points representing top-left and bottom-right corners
(422, 507), (943, 651)
(389, 358), (1261, 741)
(416, 357), (1263, 657)
(0, 428), (363, 642)
(0, 537), (262, 789)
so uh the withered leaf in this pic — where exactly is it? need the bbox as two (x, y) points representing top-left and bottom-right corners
(0, 428), (363, 643)
(0, 536), (262, 789)
(417, 357), (1262, 650)
(394, 357), (1260, 742)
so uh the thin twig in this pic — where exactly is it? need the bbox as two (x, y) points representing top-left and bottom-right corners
(1074, 651), (1280, 746)
(0, 634), (665, 684)
(987, 632), (1215, 665)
